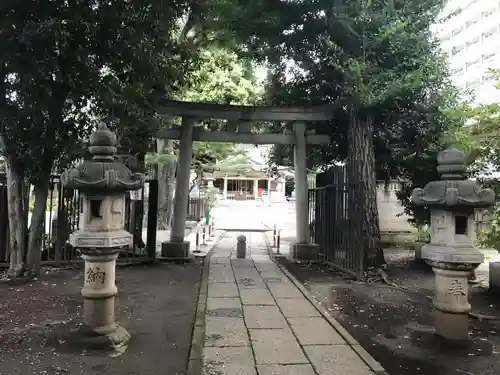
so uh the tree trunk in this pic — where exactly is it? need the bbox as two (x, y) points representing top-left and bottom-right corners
(156, 138), (176, 230)
(347, 107), (385, 269)
(6, 155), (27, 278)
(25, 174), (50, 278)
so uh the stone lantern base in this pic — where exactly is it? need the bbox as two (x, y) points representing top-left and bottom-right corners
(70, 250), (130, 352)
(72, 323), (131, 351)
(427, 260), (480, 344)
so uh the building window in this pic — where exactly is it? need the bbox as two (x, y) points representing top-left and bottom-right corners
(483, 51), (498, 62)
(466, 16), (480, 28)
(452, 67), (464, 75)
(466, 58), (480, 69)
(466, 79), (481, 89)
(483, 27), (497, 40)
(452, 26), (464, 36)
(482, 7), (496, 19)
(452, 45), (464, 55)
(483, 74), (495, 82)
(466, 36), (480, 48)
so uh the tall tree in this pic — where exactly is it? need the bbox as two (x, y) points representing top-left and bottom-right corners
(0, 0), (192, 277)
(202, 0), (462, 269)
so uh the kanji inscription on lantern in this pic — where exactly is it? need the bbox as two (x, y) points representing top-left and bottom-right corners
(435, 213), (445, 226)
(447, 279), (466, 296)
(86, 266), (106, 284)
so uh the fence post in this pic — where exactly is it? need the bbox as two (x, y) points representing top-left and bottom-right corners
(54, 178), (64, 265)
(146, 179), (158, 260)
(195, 226), (200, 251)
(276, 229), (281, 254)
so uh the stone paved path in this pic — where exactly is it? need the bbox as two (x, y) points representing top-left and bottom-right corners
(202, 231), (378, 375)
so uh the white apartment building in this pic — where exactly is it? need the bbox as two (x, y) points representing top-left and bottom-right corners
(434, 0), (500, 104)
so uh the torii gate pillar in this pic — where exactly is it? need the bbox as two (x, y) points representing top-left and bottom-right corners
(289, 121), (320, 261)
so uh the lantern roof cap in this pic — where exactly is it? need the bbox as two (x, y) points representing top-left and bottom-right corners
(61, 122), (144, 192)
(411, 146), (495, 208)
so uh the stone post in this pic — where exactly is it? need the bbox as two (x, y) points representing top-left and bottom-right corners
(412, 146), (495, 344)
(289, 122), (319, 261)
(62, 123), (144, 352)
(236, 235), (247, 258)
(223, 175), (228, 199)
(161, 117), (195, 258)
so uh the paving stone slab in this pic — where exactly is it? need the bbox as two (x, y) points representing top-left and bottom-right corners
(210, 257), (231, 264)
(250, 329), (308, 365)
(236, 277), (267, 289)
(233, 271), (262, 281)
(254, 262), (279, 270)
(258, 271), (286, 280)
(287, 317), (345, 345)
(240, 289), (276, 305)
(304, 345), (374, 375)
(275, 298), (321, 318)
(208, 283), (239, 298)
(231, 259), (256, 268)
(256, 364), (316, 375)
(203, 346), (257, 375)
(207, 298), (241, 311)
(243, 305), (288, 329)
(205, 317), (249, 347)
(267, 283), (303, 299)
(209, 273), (236, 283)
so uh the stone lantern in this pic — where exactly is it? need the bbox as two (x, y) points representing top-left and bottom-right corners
(62, 123), (144, 351)
(412, 146), (495, 343)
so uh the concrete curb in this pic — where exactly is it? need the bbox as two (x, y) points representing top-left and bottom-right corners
(186, 231), (226, 375)
(263, 234), (388, 375)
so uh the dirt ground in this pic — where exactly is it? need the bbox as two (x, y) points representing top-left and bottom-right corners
(279, 249), (500, 375)
(0, 261), (203, 375)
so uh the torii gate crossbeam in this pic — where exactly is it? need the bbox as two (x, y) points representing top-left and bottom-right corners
(156, 100), (332, 262)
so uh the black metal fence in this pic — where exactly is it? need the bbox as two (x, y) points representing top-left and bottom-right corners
(187, 197), (210, 221)
(0, 175), (159, 268)
(308, 182), (365, 279)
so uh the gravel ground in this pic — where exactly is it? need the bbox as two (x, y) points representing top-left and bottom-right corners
(0, 261), (203, 375)
(278, 249), (500, 375)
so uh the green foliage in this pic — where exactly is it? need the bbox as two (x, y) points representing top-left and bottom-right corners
(147, 46), (263, 171)
(182, 48), (262, 106)
(416, 228), (431, 244)
(1, 0), (194, 177)
(467, 70), (500, 249)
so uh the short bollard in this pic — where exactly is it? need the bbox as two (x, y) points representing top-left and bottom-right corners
(236, 235), (246, 259)
(195, 229), (200, 251)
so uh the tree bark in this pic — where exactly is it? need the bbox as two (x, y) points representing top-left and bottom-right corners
(6, 155), (27, 278)
(25, 173), (50, 277)
(156, 138), (176, 230)
(347, 107), (385, 269)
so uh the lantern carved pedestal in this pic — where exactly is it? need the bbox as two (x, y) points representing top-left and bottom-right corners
(412, 146), (494, 344)
(62, 123), (144, 352)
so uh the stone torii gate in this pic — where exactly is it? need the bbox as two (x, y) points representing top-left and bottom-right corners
(157, 99), (332, 260)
